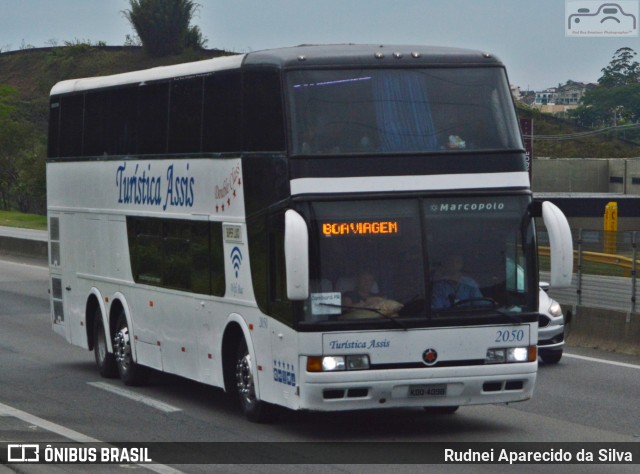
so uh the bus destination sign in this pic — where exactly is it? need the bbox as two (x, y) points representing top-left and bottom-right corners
(322, 221), (399, 237)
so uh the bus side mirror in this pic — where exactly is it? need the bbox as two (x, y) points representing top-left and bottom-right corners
(284, 209), (309, 300)
(542, 201), (573, 288)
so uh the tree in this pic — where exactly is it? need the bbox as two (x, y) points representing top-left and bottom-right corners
(598, 47), (640, 88)
(123, 0), (207, 57)
(570, 48), (640, 128)
(0, 84), (46, 212)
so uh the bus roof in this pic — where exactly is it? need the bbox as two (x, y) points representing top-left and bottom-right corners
(244, 44), (503, 68)
(50, 44), (503, 96)
(49, 54), (246, 96)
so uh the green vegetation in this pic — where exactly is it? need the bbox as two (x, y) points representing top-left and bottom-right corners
(0, 210), (47, 230)
(519, 47), (640, 159)
(571, 47), (640, 128)
(518, 104), (639, 158)
(124, 0), (207, 57)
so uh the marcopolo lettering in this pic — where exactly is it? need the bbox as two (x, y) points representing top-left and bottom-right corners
(436, 202), (505, 213)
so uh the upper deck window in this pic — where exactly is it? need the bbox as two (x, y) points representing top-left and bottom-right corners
(287, 67), (522, 155)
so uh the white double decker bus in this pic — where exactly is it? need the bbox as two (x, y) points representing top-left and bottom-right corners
(47, 44), (572, 422)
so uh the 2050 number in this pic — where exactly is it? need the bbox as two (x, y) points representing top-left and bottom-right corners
(495, 329), (525, 343)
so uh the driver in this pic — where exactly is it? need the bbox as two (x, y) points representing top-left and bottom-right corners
(431, 254), (482, 309)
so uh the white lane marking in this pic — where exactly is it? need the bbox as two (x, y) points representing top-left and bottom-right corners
(88, 382), (182, 413)
(0, 401), (183, 474)
(564, 352), (640, 370)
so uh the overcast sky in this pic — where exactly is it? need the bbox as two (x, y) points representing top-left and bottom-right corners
(1, 0), (638, 90)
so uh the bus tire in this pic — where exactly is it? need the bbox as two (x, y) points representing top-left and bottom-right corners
(235, 338), (275, 423)
(540, 348), (563, 364)
(113, 311), (146, 386)
(423, 406), (459, 415)
(93, 310), (117, 378)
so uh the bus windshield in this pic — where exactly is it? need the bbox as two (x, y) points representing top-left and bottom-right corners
(287, 67), (522, 155)
(299, 195), (536, 325)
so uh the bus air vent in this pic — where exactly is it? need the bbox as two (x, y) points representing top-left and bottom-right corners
(323, 389), (345, 400)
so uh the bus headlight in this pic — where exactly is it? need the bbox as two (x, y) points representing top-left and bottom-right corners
(307, 355), (370, 372)
(322, 356), (345, 371)
(507, 347), (529, 362)
(486, 346), (536, 364)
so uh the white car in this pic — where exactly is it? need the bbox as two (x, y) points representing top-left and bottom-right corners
(537, 284), (569, 364)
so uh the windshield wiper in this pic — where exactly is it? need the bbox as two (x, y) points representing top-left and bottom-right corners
(494, 306), (528, 324)
(319, 303), (408, 330)
(433, 300), (527, 324)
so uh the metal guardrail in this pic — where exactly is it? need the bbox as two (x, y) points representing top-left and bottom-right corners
(538, 247), (639, 276)
(538, 229), (639, 315)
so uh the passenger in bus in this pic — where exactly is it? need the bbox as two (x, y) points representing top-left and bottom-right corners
(340, 270), (403, 318)
(431, 254), (482, 309)
(301, 126), (317, 154)
(342, 270), (379, 306)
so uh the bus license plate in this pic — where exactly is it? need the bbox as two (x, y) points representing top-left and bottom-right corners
(409, 384), (447, 397)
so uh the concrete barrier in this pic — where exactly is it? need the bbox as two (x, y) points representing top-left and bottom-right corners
(566, 306), (640, 357)
(0, 235), (48, 264)
(0, 227), (48, 265)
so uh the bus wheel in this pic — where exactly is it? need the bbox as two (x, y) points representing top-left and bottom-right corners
(113, 311), (146, 386)
(540, 348), (563, 364)
(235, 338), (274, 423)
(93, 310), (117, 378)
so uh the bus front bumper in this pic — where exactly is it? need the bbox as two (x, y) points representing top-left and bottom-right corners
(296, 362), (537, 411)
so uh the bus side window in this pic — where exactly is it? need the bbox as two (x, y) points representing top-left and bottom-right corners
(48, 100), (60, 158)
(58, 94), (84, 158)
(85, 87), (138, 157)
(169, 77), (204, 154)
(209, 222), (226, 297)
(137, 82), (170, 155)
(267, 212), (293, 325)
(202, 72), (242, 153)
(162, 220), (192, 291)
(128, 217), (164, 286)
(127, 217), (225, 297)
(247, 213), (293, 326)
(243, 69), (285, 152)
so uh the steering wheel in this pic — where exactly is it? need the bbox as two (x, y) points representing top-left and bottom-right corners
(452, 296), (498, 307)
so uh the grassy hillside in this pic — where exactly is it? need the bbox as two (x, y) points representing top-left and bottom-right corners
(517, 105), (639, 158)
(0, 45), (233, 132)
